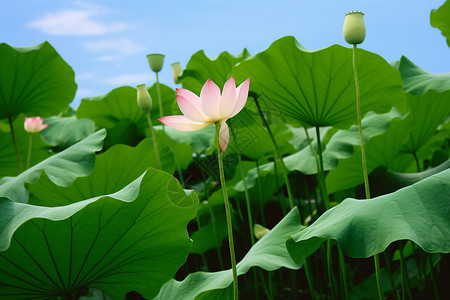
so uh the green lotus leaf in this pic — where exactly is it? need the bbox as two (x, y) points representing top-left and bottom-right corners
(326, 112), (411, 193)
(179, 49), (250, 95)
(395, 56), (450, 95)
(28, 137), (176, 206)
(0, 129), (106, 203)
(431, 0), (450, 47)
(287, 168), (450, 263)
(0, 42), (77, 119)
(77, 84), (175, 148)
(155, 208), (303, 300)
(233, 36), (405, 129)
(402, 90), (450, 155)
(0, 114), (51, 178)
(227, 109), (294, 160)
(0, 168), (198, 299)
(41, 115), (96, 149)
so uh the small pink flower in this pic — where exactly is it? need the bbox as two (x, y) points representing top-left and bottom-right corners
(24, 117), (49, 133)
(159, 76), (250, 153)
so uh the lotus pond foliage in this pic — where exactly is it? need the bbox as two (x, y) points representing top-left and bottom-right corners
(1, 4), (449, 300)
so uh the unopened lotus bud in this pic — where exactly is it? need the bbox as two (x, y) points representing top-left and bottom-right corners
(137, 84), (152, 112)
(254, 224), (270, 240)
(343, 11), (366, 45)
(171, 62), (182, 84)
(147, 53), (165, 73)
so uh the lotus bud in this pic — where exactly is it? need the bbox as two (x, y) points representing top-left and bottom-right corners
(24, 117), (49, 133)
(343, 11), (366, 45)
(136, 84), (152, 112)
(254, 224), (270, 240)
(146, 53), (165, 73)
(171, 62), (182, 84)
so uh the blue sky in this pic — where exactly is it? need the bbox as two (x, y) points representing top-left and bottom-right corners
(2, 0), (449, 108)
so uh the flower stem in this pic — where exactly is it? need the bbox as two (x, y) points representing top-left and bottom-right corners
(353, 44), (383, 299)
(353, 45), (370, 199)
(155, 72), (164, 117)
(8, 116), (23, 173)
(253, 95), (295, 210)
(26, 134), (33, 170)
(146, 112), (162, 169)
(215, 122), (238, 300)
(314, 126), (330, 211)
(207, 203), (224, 270)
(237, 154), (255, 245)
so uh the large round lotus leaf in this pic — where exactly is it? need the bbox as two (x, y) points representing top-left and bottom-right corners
(233, 36), (405, 129)
(179, 49), (250, 95)
(395, 56), (450, 95)
(0, 42), (77, 119)
(431, 0), (450, 47)
(77, 84), (175, 148)
(0, 169), (198, 299)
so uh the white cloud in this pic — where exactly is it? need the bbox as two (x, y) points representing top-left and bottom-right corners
(76, 72), (94, 81)
(104, 73), (154, 86)
(82, 38), (146, 61)
(75, 88), (95, 98)
(28, 1), (128, 36)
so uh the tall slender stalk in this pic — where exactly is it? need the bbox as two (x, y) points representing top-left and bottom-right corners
(352, 44), (383, 300)
(237, 155), (255, 245)
(26, 134), (33, 170)
(207, 203), (224, 270)
(8, 116), (23, 173)
(155, 72), (164, 118)
(146, 112), (162, 169)
(253, 95), (295, 211)
(215, 122), (238, 300)
(314, 126), (330, 211)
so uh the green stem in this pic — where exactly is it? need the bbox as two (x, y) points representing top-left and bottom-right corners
(253, 95), (295, 210)
(215, 123), (238, 300)
(412, 152), (421, 172)
(255, 159), (266, 227)
(304, 260), (316, 300)
(195, 214), (209, 271)
(27, 134), (33, 170)
(428, 255), (440, 300)
(374, 253), (384, 300)
(399, 244), (413, 300)
(338, 246), (349, 300)
(155, 72), (164, 117)
(8, 116), (23, 173)
(327, 240), (336, 300)
(207, 203), (224, 270)
(353, 44), (370, 199)
(353, 44), (382, 299)
(237, 155), (255, 245)
(304, 127), (321, 176)
(146, 112), (161, 169)
(383, 251), (399, 300)
(314, 126), (330, 211)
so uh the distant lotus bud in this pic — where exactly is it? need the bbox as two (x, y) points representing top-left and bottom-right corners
(24, 117), (49, 133)
(171, 62), (182, 84)
(343, 11), (366, 45)
(137, 84), (152, 112)
(254, 224), (270, 240)
(147, 53), (165, 73)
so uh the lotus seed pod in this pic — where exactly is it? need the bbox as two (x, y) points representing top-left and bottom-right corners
(136, 84), (152, 112)
(343, 11), (366, 45)
(146, 53), (165, 73)
(171, 62), (182, 84)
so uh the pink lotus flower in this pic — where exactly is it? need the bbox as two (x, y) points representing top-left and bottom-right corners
(24, 117), (49, 133)
(159, 76), (250, 153)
